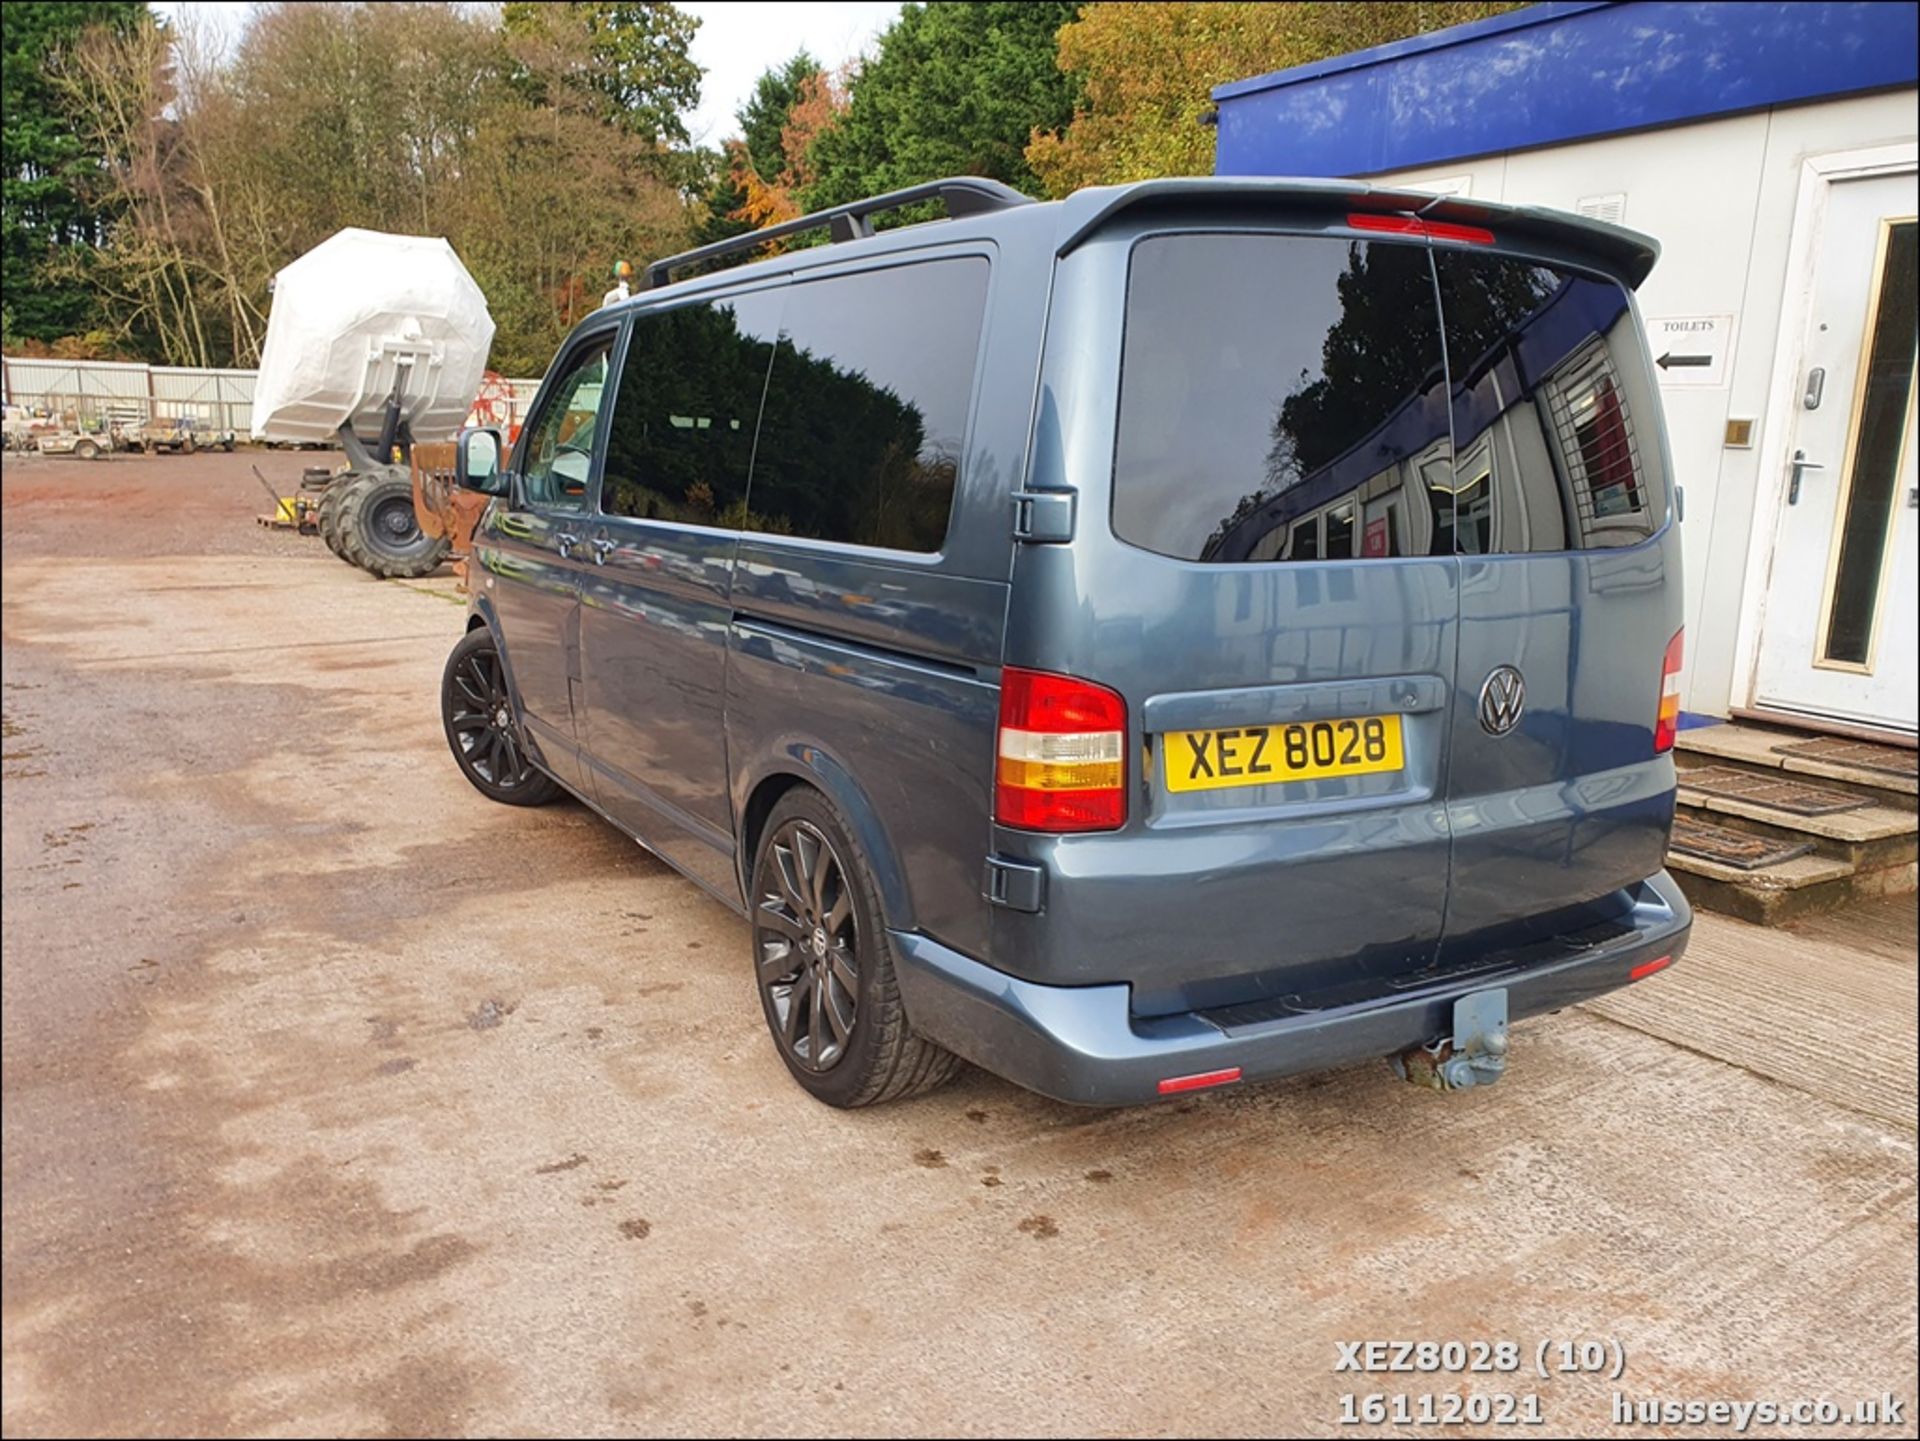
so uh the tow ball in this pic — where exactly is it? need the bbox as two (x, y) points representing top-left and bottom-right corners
(1393, 988), (1510, 1091)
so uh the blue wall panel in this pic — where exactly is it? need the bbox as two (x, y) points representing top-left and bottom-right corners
(1214, 1), (1919, 178)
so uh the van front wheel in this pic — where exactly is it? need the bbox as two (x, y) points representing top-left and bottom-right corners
(749, 789), (962, 1108)
(440, 628), (560, 807)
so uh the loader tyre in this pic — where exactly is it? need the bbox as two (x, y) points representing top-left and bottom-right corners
(317, 474), (358, 560)
(337, 470), (449, 579)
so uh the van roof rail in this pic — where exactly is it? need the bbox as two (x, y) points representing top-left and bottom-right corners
(644, 176), (1032, 290)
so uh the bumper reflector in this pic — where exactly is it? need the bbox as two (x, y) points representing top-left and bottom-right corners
(1157, 1066), (1243, 1096)
(1629, 955), (1672, 982)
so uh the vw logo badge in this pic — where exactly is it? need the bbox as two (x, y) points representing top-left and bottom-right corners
(1478, 665), (1526, 737)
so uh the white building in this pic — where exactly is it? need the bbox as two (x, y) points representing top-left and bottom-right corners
(1214, 0), (1918, 742)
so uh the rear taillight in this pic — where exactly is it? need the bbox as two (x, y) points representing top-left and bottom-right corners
(1654, 628), (1684, 754)
(995, 666), (1127, 832)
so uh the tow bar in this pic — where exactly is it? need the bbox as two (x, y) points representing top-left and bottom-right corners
(1393, 988), (1509, 1091)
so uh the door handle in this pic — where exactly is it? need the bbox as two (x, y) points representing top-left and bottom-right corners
(589, 537), (617, 564)
(555, 531), (580, 558)
(1788, 450), (1823, 506)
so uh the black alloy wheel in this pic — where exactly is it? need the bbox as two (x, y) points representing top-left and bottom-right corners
(754, 819), (860, 1072)
(746, 789), (963, 1107)
(440, 629), (559, 806)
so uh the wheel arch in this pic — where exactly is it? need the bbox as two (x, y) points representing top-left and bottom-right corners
(462, 597), (532, 731)
(735, 753), (916, 932)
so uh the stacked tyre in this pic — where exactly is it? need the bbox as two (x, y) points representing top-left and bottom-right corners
(316, 467), (449, 579)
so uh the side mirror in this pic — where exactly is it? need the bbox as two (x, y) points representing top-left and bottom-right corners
(455, 426), (507, 496)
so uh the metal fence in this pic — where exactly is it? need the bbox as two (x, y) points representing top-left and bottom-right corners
(1, 356), (542, 439)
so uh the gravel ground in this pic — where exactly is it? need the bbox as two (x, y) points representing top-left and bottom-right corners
(3, 449), (1914, 1437)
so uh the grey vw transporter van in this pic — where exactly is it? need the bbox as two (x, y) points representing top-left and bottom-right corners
(441, 176), (1692, 1109)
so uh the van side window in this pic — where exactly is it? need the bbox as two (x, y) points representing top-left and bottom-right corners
(601, 292), (782, 527)
(746, 257), (988, 553)
(1433, 252), (1669, 552)
(520, 340), (612, 513)
(1113, 234), (1451, 564)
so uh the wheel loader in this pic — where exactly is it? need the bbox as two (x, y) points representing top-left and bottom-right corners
(250, 228), (497, 580)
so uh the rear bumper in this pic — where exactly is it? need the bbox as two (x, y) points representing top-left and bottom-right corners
(892, 870), (1691, 1107)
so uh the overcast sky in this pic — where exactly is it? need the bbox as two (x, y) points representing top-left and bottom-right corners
(149, 2), (904, 144)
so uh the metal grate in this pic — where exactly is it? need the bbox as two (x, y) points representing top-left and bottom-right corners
(1679, 765), (1869, 816)
(1772, 737), (1917, 780)
(1670, 815), (1815, 871)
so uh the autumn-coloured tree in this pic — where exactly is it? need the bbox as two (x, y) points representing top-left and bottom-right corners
(730, 67), (847, 232)
(1028, 2), (1524, 196)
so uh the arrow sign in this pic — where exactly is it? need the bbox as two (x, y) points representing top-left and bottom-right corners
(1644, 314), (1732, 388)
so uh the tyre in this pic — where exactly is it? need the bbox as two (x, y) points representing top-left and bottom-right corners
(441, 628), (560, 807)
(182, 436), (196, 455)
(316, 473), (358, 560)
(748, 789), (963, 1108)
(222, 438), (235, 452)
(73, 439), (100, 460)
(337, 470), (449, 579)
(300, 466), (335, 493)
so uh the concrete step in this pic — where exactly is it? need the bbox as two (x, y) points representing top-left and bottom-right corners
(1675, 776), (1917, 872)
(1667, 720), (1917, 924)
(1677, 721), (1916, 801)
(1667, 842), (1913, 927)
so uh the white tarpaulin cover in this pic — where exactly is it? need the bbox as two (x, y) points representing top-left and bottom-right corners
(250, 228), (494, 444)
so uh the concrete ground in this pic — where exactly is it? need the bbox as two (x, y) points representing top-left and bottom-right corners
(3, 449), (1915, 1438)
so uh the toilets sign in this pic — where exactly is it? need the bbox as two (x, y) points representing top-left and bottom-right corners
(1644, 313), (1734, 388)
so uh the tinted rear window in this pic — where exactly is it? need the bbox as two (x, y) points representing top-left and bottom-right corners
(1113, 234), (1448, 563)
(1112, 233), (1664, 562)
(746, 257), (989, 553)
(1433, 250), (1668, 553)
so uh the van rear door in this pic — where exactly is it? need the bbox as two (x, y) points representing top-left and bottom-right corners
(1430, 247), (1680, 962)
(995, 217), (1462, 1018)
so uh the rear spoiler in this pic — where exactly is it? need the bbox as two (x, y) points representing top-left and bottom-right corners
(1053, 176), (1660, 288)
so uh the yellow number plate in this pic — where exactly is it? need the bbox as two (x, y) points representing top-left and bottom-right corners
(1163, 714), (1405, 794)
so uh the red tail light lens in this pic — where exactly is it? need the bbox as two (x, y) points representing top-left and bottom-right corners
(1655, 628), (1684, 754)
(1347, 212), (1495, 245)
(995, 666), (1127, 832)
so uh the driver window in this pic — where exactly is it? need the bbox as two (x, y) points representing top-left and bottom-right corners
(520, 340), (612, 512)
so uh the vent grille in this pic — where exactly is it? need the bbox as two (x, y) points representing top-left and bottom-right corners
(1576, 192), (1627, 224)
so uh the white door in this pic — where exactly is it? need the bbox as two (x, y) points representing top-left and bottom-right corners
(1755, 169), (1918, 733)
